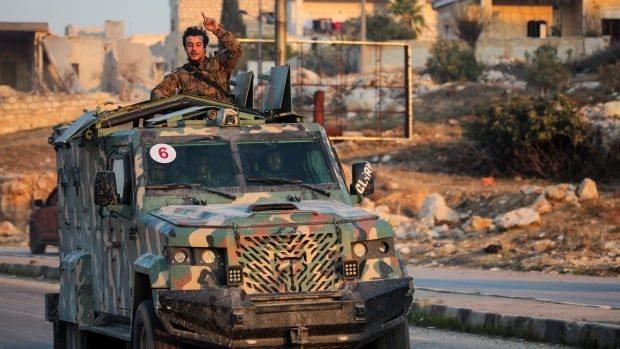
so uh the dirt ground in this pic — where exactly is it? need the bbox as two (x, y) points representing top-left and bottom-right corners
(335, 83), (620, 277)
(1, 82), (618, 277)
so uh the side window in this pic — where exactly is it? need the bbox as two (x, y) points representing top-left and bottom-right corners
(110, 156), (131, 204)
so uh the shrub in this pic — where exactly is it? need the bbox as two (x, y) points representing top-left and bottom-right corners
(599, 62), (620, 92)
(524, 44), (570, 93)
(425, 40), (482, 83)
(465, 94), (591, 179)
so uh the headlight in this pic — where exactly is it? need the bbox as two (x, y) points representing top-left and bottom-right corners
(174, 250), (188, 264)
(351, 238), (395, 259)
(353, 242), (367, 258)
(201, 250), (216, 264)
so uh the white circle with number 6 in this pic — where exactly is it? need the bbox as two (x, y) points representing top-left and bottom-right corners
(149, 144), (176, 164)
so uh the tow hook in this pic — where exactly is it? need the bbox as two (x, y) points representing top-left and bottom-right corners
(289, 326), (309, 345)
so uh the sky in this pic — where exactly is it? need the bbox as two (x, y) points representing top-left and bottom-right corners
(0, 0), (170, 36)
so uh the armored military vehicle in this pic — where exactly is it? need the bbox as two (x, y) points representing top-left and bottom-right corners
(45, 65), (413, 349)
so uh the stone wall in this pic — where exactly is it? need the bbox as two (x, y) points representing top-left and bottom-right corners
(0, 92), (113, 135)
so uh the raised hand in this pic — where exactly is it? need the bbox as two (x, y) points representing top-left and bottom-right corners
(202, 12), (219, 32)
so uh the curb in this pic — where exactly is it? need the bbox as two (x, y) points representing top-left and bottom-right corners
(0, 262), (59, 281)
(410, 302), (620, 349)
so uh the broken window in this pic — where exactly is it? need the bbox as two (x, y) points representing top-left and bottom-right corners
(0, 62), (17, 87)
(602, 19), (620, 43)
(71, 63), (79, 78)
(527, 20), (548, 38)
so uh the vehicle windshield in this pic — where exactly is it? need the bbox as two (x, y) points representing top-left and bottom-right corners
(238, 138), (335, 186)
(146, 142), (238, 188)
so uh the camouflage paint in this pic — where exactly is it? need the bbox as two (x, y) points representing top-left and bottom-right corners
(52, 94), (411, 344)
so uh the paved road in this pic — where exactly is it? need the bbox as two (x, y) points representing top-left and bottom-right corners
(0, 246), (58, 260)
(409, 326), (571, 349)
(0, 274), (573, 349)
(410, 266), (620, 309)
(3, 247), (619, 308)
(0, 275), (57, 349)
(5, 247), (618, 309)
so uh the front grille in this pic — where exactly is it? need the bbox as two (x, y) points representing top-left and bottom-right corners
(237, 232), (342, 294)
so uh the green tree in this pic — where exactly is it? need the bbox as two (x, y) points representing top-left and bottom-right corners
(343, 13), (415, 41)
(451, 4), (495, 49)
(387, 0), (426, 37)
(425, 40), (482, 83)
(221, 0), (247, 37)
(524, 44), (570, 93)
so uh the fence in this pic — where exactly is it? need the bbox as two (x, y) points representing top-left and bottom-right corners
(237, 39), (413, 140)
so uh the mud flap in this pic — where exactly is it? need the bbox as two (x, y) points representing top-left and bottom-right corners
(59, 252), (94, 325)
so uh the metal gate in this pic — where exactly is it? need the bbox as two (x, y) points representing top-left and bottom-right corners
(237, 39), (413, 141)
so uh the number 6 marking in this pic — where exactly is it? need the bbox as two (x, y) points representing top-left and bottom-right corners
(150, 144), (176, 164)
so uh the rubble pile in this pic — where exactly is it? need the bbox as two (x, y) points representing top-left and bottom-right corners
(366, 177), (616, 273)
(579, 101), (620, 149)
(477, 70), (526, 90)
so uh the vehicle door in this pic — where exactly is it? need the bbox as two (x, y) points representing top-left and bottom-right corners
(101, 153), (136, 317)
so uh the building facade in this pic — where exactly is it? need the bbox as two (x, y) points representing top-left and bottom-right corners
(433, 0), (620, 42)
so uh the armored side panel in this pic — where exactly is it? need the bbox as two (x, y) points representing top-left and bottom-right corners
(55, 136), (104, 323)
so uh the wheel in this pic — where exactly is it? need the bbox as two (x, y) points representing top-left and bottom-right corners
(29, 221), (46, 254)
(362, 321), (410, 349)
(132, 300), (181, 349)
(65, 322), (88, 349)
(29, 241), (46, 254)
(53, 321), (66, 349)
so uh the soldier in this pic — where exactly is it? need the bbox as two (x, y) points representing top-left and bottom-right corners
(151, 13), (242, 102)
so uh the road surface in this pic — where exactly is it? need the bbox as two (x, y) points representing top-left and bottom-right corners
(410, 266), (620, 309)
(0, 274), (572, 349)
(2, 247), (618, 309)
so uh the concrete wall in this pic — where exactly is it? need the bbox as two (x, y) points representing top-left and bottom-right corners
(301, 0), (386, 23)
(0, 92), (113, 135)
(477, 36), (609, 61)
(408, 36), (609, 69)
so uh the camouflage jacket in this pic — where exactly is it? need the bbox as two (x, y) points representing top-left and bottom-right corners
(151, 25), (242, 102)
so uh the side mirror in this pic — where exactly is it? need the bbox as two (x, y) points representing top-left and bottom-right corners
(350, 162), (375, 196)
(94, 171), (118, 206)
(33, 199), (45, 208)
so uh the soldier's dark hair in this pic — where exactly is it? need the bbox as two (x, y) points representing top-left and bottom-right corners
(182, 26), (209, 46)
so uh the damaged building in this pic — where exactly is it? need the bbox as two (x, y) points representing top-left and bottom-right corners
(0, 22), (48, 93)
(0, 20), (165, 100)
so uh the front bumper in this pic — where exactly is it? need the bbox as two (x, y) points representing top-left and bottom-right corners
(155, 277), (413, 348)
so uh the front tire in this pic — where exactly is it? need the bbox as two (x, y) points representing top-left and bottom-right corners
(362, 320), (410, 349)
(29, 241), (46, 254)
(132, 300), (181, 349)
(65, 322), (88, 349)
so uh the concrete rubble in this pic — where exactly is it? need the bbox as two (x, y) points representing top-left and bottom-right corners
(418, 193), (460, 225)
(577, 178), (599, 201)
(494, 208), (541, 230)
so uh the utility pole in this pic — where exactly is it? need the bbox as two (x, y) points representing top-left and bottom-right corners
(361, 0), (367, 42)
(275, 0), (287, 66)
(258, 0), (263, 78)
(360, 0), (368, 73)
